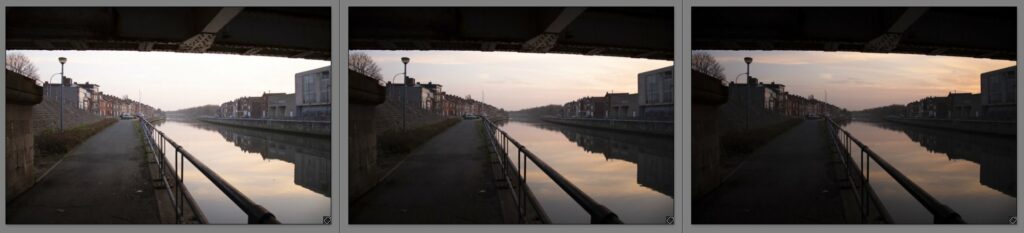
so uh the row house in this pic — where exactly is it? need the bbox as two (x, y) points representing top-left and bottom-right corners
(218, 96), (268, 118)
(561, 96), (608, 119)
(907, 96), (950, 119)
(606, 92), (639, 119)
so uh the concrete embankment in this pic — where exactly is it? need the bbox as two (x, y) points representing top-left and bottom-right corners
(541, 117), (672, 136)
(886, 117), (1015, 136)
(199, 117), (330, 137)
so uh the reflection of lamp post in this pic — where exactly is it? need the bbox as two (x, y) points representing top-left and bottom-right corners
(744, 57), (752, 130)
(401, 57), (410, 131)
(58, 57), (67, 132)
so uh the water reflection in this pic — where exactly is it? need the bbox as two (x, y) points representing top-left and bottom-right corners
(843, 121), (1015, 224)
(870, 121), (1016, 197)
(155, 120), (330, 224)
(187, 122), (332, 196)
(526, 121), (675, 197)
(497, 120), (674, 224)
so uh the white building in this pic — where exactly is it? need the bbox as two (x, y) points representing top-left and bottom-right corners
(981, 65), (1017, 120)
(638, 66), (673, 120)
(295, 66), (331, 120)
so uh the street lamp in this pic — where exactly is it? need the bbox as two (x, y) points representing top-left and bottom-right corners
(58, 57), (67, 132)
(743, 57), (752, 130)
(401, 57), (410, 131)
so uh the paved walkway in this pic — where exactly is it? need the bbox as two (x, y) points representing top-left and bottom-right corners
(695, 119), (850, 224)
(351, 119), (505, 224)
(7, 119), (161, 224)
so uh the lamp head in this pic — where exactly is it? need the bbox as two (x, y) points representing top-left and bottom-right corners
(744, 57), (752, 65)
(59, 57), (67, 64)
(401, 57), (410, 64)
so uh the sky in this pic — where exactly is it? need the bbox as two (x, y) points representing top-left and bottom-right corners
(698, 50), (1017, 111)
(355, 50), (674, 111)
(8, 50), (330, 111)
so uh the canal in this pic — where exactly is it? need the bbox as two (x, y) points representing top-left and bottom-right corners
(497, 120), (674, 224)
(842, 120), (1016, 224)
(155, 120), (331, 224)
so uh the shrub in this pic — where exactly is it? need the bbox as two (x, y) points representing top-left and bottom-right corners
(35, 118), (118, 155)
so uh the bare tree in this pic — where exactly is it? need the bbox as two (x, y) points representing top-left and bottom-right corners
(691, 51), (725, 81)
(6, 52), (40, 80)
(348, 52), (383, 80)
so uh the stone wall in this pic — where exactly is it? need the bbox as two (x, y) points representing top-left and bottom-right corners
(692, 69), (728, 200)
(31, 97), (105, 135)
(542, 117), (673, 136)
(348, 69), (386, 202)
(199, 117), (330, 136)
(373, 98), (449, 133)
(6, 70), (43, 202)
(886, 117), (1016, 136)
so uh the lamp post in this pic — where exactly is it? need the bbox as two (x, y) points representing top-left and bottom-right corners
(58, 57), (67, 132)
(743, 57), (752, 130)
(401, 57), (410, 131)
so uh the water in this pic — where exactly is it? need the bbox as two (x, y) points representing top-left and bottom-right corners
(841, 121), (1015, 224)
(155, 120), (331, 224)
(497, 120), (675, 224)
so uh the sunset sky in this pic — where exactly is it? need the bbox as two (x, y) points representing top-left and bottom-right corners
(9, 50), (330, 111)
(355, 50), (674, 111)
(699, 50), (1017, 111)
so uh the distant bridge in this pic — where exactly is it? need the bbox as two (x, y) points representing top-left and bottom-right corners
(350, 7), (673, 60)
(6, 7), (330, 60)
(693, 7), (1016, 60)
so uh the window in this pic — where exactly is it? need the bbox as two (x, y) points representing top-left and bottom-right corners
(646, 76), (658, 104)
(319, 71), (330, 103)
(662, 76), (672, 103)
(304, 74), (316, 104)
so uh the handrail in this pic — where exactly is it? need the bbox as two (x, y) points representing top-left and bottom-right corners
(482, 116), (623, 224)
(139, 116), (281, 224)
(825, 117), (964, 224)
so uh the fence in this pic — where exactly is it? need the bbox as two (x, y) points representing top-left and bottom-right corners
(482, 116), (623, 224)
(825, 117), (964, 224)
(139, 116), (280, 224)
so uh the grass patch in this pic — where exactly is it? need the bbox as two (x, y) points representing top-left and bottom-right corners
(377, 118), (461, 154)
(33, 118), (119, 178)
(721, 118), (804, 153)
(719, 118), (804, 177)
(375, 118), (461, 171)
(35, 118), (118, 155)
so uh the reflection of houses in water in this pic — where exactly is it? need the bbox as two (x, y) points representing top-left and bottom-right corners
(191, 122), (331, 197)
(874, 122), (1016, 197)
(528, 121), (674, 197)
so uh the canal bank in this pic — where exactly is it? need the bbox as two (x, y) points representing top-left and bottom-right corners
(694, 119), (884, 224)
(7, 120), (171, 223)
(198, 117), (330, 137)
(885, 117), (1015, 136)
(540, 117), (672, 136)
(350, 119), (515, 224)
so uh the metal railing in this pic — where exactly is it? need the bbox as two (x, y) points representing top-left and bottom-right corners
(482, 116), (623, 224)
(139, 116), (281, 224)
(824, 117), (964, 224)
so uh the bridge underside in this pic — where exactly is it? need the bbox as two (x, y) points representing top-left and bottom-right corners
(349, 7), (673, 61)
(6, 7), (330, 60)
(693, 7), (1016, 60)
